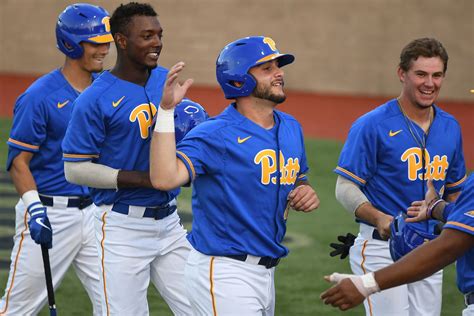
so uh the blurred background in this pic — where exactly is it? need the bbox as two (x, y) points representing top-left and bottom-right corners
(0, 1), (472, 315)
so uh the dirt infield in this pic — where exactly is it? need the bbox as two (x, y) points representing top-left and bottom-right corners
(1, 73), (472, 169)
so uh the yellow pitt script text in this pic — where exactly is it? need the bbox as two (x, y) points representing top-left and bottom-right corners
(401, 147), (449, 181)
(129, 103), (157, 139)
(254, 149), (300, 185)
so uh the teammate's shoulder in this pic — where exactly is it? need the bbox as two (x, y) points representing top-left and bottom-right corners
(433, 105), (461, 125)
(152, 65), (168, 75)
(354, 99), (399, 126)
(21, 69), (69, 99)
(274, 110), (299, 124)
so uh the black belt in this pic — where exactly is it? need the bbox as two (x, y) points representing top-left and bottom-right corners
(111, 203), (176, 220)
(372, 230), (385, 241)
(39, 195), (92, 210)
(225, 254), (281, 269)
(465, 291), (474, 306)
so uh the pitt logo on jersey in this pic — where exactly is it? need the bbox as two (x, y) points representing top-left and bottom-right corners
(465, 210), (474, 219)
(254, 149), (300, 185)
(129, 103), (157, 139)
(401, 147), (449, 181)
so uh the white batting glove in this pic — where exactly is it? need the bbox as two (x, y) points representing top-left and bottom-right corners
(327, 272), (380, 297)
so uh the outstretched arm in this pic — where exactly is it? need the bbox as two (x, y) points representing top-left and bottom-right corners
(321, 228), (474, 311)
(150, 62), (193, 190)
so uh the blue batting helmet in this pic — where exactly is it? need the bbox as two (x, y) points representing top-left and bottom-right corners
(389, 213), (438, 261)
(56, 3), (114, 59)
(174, 98), (209, 143)
(216, 36), (295, 99)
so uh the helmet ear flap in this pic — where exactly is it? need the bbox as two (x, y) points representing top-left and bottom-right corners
(56, 27), (84, 59)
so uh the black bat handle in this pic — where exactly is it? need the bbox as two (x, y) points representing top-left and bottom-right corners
(41, 245), (57, 316)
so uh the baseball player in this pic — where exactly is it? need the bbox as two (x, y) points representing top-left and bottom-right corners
(62, 3), (198, 315)
(333, 37), (466, 315)
(150, 36), (320, 315)
(322, 174), (474, 315)
(1, 4), (113, 315)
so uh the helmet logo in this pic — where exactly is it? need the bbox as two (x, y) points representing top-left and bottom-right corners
(102, 16), (111, 32)
(184, 105), (200, 114)
(263, 37), (277, 52)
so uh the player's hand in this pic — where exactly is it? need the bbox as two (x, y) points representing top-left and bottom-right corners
(374, 213), (393, 240)
(329, 233), (356, 259)
(27, 202), (53, 249)
(287, 184), (320, 212)
(160, 62), (194, 110)
(320, 273), (366, 311)
(406, 179), (439, 222)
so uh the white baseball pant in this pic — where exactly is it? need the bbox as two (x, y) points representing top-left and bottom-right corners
(0, 197), (102, 315)
(349, 223), (442, 316)
(184, 248), (276, 316)
(94, 203), (192, 315)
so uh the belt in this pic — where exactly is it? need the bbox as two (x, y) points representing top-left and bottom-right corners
(111, 203), (176, 220)
(466, 291), (474, 306)
(39, 195), (92, 210)
(225, 254), (281, 269)
(372, 229), (384, 241)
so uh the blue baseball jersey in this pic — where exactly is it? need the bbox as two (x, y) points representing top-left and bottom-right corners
(62, 67), (179, 206)
(176, 104), (309, 258)
(335, 99), (466, 233)
(443, 174), (474, 294)
(7, 69), (89, 196)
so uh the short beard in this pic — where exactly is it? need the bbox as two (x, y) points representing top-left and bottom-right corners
(252, 84), (286, 104)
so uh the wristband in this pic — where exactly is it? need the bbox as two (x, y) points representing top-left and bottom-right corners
(427, 199), (444, 219)
(22, 190), (41, 208)
(154, 106), (175, 133)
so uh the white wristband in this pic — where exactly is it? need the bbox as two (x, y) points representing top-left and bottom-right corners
(154, 106), (175, 133)
(22, 190), (41, 207)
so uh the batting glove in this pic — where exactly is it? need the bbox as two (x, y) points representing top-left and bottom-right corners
(27, 202), (53, 249)
(329, 232), (356, 259)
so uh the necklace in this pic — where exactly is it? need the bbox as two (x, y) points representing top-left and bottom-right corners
(396, 98), (434, 197)
(396, 98), (433, 149)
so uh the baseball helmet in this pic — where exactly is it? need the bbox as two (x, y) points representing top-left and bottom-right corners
(56, 3), (113, 59)
(389, 213), (438, 261)
(174, 98), (209, 143)
(216, 36), (295, 99)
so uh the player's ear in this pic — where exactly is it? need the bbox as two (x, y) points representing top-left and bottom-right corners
(114, 33), (127, 50)
(397, 66), (405, 83)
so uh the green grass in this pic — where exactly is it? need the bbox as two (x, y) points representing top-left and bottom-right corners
(0, 117), (463, 315)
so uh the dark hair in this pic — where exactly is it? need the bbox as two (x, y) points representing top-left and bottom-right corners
(399, 38), (448, 73)
(110, 2), (157, 36)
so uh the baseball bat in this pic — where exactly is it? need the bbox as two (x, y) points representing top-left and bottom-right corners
(41, 245), (57, 316)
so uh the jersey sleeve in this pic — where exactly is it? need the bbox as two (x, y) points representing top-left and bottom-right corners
(334, 117), (378, 186)
(444, 128), (466, 194)
(6, 93), (48, 170)
(444, 175), (474, 236)
(62, 96), (104, 162)
(176, 125), (225, 182)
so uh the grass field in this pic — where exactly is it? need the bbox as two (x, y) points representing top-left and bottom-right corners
(0, 117), (464, 315)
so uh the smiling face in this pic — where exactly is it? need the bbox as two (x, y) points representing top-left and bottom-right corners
(248, 59), (286, 104)
(398, 56), (445, 109)
(121, 15), (163, 70)
(78, 42), (110, 72)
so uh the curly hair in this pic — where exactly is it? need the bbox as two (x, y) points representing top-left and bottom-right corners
(110, 2), (158, 36)
(399, 38), (448, 73)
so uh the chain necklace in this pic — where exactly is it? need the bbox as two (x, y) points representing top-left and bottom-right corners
(396, 98), (434, 197)
(396, 98), (433, 149)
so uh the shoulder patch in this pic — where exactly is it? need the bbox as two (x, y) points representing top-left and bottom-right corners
(465, 210), (474, 218)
